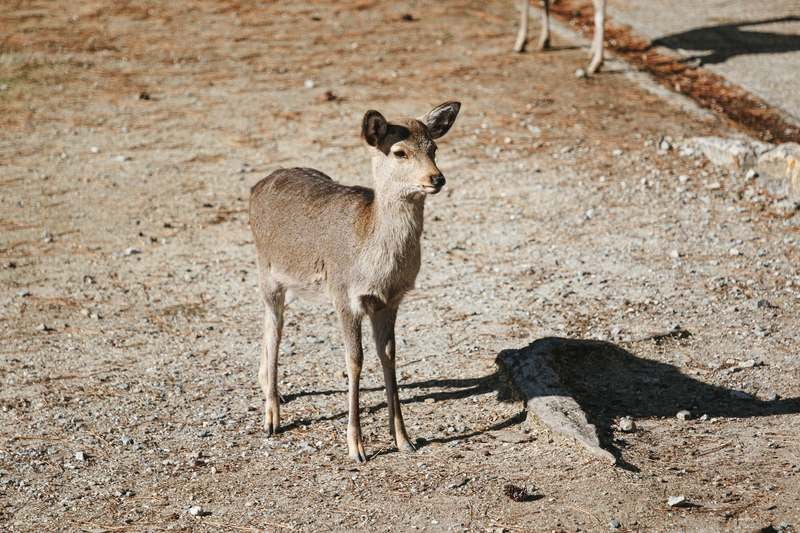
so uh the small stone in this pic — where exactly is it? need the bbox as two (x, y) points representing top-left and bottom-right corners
(198, 430), (212, 438)
(121, 436), (133, 446)
(609, 518), (621, 529)
(676, 410), (692, 421)
(612, 149), (623, 157)
(730, 390), (752, 400)
(737, 359), (758, 369)
(90, 146), (100, 154)
(303, 79), (315, 89)
(490, 430), (532, 443)
(729, 247), (741, 256)
(765, 393), (780, 402)
(669, 249), (680, 259)
(667, 495), (688, 507)
(123, 247), (142, 256)
(503, 136), (512, 144)
(658, 137), (672, 152)
(678, 174), (689, 184)
(745, 168), (758, 179)
(114, 155), (131, 162)
(36, 323), (53, 332)
(706, 181), (721, 190)
(618, 417), (635, 432)
(16, 290), (31, 297)
(187, 505), (203, 516)
(74, 451), (86, 461)
(575, 68), (587, 79)
(757, 299), (777, 309)
(446, 477), (470, 490)
(699, 414), (708, 421)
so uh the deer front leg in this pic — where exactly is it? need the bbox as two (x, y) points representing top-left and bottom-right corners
(537, 0), (551, 51)
(587, 0), (606, 74)
(513, 0), (529, 52)
(370, 307), (415, 453)
(338, 306), (366, 462)
(258, 287), (285, 436)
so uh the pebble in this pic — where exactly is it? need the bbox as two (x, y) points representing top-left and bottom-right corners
(90, 146), (100, 154)
(618, 416), (635, 432)
(16, 290), (31, 297)
(676, 410), (692, 421)
(745, 168), (758, 179)
(667, 495), (687, 507)
(74, 451), (86, 461)
(677, 174), (689, 183)
(766, 393), (781, 402)
(669, 249), (681, 259)
(36, 323), (53, 332)
(114, 155), (132, 162)
(303, 79), (315, 89)
(187, 505), (203, 516)
(121, 436), (133, 446)
(123, 247), (142, 256)
(756, 299), (777, 309)
(612, 149), (623, 157)
(575, 68), (587, 79)
(609, 518), (621, 529)
(737, 359), (758, 369)
(729, 247), (741, 256)
(658, 137), (672, 152)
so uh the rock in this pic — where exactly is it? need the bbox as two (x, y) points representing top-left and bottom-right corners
(187, 505), (203, 516)
(16, 290), (31, 297)
(755, 143), (800, 199)
(74, 451), (86, 461)
(303, 79), (315, 89)
(609, 518), (621, 529)
(730, 390), (752, 400)
(669, 249), (681, 259)
(617, 417), (635, 432)
(765, 393), (780, 402)
(738, 359), (758, 369)
(114, 155), (132, 162)
(729, 248), (741, 256)
(745, 168), (758, 179)
(658, 136), (672, 152)
(489, 430), (532, 444)
(446, 477), (470, 490)
(677, 174), (690, 184)
(36, 323), (53, 332)
(575, 68), (587, 79)
(676, 410), (692, 421)
(122, 247), (142, 256)
(757, 299), (777, 309)
(497, 340), (616, 464)
(121, 436), (133, 446)
(90, 146), (100, 154)
(198, 430), (212, 438)
(667, 495), (688, 507)
(687, 136), (771, 170)
(612, 149), (623, 157)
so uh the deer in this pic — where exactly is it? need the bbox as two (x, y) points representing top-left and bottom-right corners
(513, 0), (607, 76)
(249, 101), (461, 462)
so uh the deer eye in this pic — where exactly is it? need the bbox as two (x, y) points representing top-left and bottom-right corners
(393, 149), (408, 159)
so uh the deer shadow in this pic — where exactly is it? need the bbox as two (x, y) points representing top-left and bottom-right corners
(279, 337), (800, 466)
(652, 16), (800, 66)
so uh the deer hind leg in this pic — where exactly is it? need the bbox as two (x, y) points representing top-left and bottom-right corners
(513, 0), (530, 52)
(258, 282), (285, 436)
(370, 307), (414, 453)
(537, 0), (551, 51)
(587, 0), (606, 74)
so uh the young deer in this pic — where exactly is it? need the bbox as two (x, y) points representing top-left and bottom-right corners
(513, 0), (607, 75)
(249, 102), (461, 462)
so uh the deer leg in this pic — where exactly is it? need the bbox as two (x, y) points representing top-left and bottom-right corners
(513, 0), (529, 52)
(537, 0), (551, 51)
(258, 284), (285, 436)
(370, 307), (414, 453)
(337, 305), (366, 462)
(587, 0), (606, 74)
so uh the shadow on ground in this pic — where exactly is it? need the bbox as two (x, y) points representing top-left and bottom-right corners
(652, 16), (800, 65)
(280, 337), (800, 464)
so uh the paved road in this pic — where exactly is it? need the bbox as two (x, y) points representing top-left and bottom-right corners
(607, 0), (800, 124)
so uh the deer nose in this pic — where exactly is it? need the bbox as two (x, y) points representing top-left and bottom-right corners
(430, 174), (446, 189)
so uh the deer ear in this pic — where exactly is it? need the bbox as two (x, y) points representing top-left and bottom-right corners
(420, 101), (461, 139)
(361, 110), (388, 147)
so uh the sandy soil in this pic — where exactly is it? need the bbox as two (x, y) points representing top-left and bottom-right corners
(1, 1), (799, 531)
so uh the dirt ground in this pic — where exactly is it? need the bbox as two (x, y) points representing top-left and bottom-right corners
(1, 1), (799, 531)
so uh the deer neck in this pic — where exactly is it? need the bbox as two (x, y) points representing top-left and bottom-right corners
(369, 189), (425, 252)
